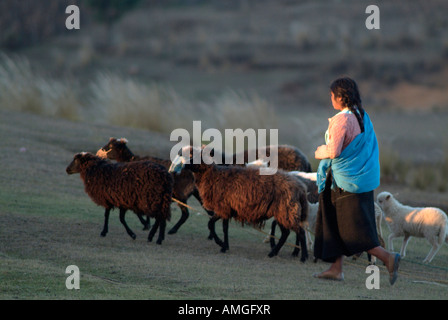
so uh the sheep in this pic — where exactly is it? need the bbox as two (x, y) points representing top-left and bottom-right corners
(232, 144), (312, 172)
(169, 146), (309, 260)
(206, 144), (312, 247)
(246, 160), (317, 202)
(377, 191), (448, 263)
(246, 160), (317, 255)
(66, 152), (173, 244)
(245, 163), (318, 203)
(96, 137), (213, 236)
(98, 138), (313, 238)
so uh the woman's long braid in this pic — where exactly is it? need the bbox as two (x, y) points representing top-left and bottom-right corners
(331, 77), (365, 132)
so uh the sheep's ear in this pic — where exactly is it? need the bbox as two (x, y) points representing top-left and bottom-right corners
(118, 138), (128, 144)
(386, 194), (391, 200)
(74, 152), (87, 161)
(109, 137), (116, 142)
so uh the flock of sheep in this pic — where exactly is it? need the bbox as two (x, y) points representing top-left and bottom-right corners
(66, 137), (448, 264)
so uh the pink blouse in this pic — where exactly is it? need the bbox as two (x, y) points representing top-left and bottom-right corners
(315, 110), (361, 160)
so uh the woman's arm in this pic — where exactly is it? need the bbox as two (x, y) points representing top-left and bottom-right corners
(315, 113), (349, 160)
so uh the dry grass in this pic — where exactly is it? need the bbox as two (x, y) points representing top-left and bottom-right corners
(0, 54), (80, 120)
(88, 73), (192, 133)
(379, 146), (448, 193)
(88, 74), (278, 137)
(0, 55), (278, 140)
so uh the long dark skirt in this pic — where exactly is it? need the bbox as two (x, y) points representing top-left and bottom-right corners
(313, 173), (380, 263)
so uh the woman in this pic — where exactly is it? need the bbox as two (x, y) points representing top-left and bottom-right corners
(313, 77), (400, 285)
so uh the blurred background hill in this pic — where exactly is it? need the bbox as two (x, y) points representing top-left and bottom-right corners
(2, 0), (448, 109)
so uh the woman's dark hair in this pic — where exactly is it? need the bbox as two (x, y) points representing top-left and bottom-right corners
(330, 77), (365, 132)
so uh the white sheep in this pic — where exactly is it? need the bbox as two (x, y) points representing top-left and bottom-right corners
(377, 191), (448, 263)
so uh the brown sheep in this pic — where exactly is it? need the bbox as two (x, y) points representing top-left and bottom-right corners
(96, 137), (214, 236)
(206, 144), (312, 248)
(66, 152), (173, 244)
(232, 144), (312, 172)
(169, 146), (309, 260)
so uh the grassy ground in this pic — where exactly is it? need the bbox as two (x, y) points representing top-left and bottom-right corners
(1, 109), (447, 300)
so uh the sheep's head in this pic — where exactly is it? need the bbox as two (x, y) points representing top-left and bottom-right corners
(376, 191), (393, 209)
(169, 146), (198, 174)
(66, 152), (98, 174)
(169, 145), (218, 174)
(96, 137), (129, 160)
(245, 159), (268, 168)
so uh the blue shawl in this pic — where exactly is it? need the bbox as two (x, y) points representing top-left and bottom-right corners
(316, 111), (380, 194)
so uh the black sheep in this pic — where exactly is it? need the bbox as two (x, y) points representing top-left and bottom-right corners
(232, 144), (312, 172)
(96, 137), (215, 236)
(203, 144), (312, 245)
(66, 152), (173, 244)
(169, 146), (309, 260)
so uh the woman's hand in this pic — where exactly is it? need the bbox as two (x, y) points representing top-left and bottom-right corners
(315, 145), (328, 159)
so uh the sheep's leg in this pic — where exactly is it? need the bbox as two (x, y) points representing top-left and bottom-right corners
(306, 228), (313, 253)
(292, 231), (300, 257)
(100, 208), (111, 237)
(221, 218), (229, 253)
(119, 208), (136, 240)
(268, 224), (290, 258)
(269, 220), (277, 249)
(155, 219), (166, 245)
(376, 214), (383, 239)
(388, 233), (396, 251)
(423, 245), (440, 263)
(423, 237), (442, 263)
(291, 227), (309, 262)
(207, 215), (219, 240)
(137, 214), (150, 230)
(400, 234), (411, 258)
(294, 227), (308, 262)
(148, 219), (160, 242)
(208, 215), (225, 248)
(205, 210), (216, 240)
(367, 253), (374, 265)
(168, 204), (189, 235)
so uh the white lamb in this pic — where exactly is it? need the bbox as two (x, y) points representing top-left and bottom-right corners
(377, 191), (448, 263)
